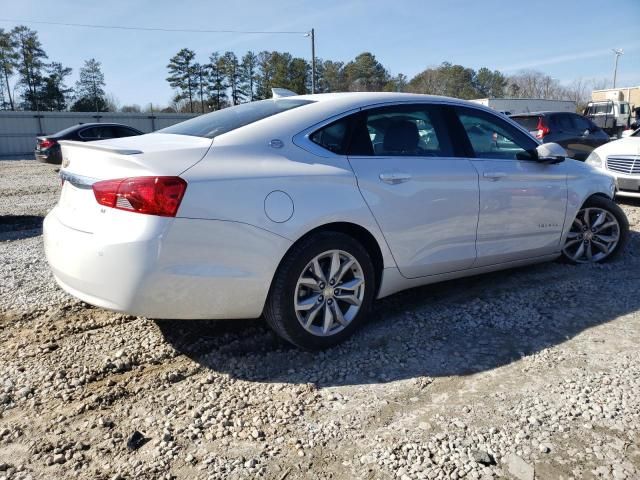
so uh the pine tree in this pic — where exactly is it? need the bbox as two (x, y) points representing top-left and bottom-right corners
(206, 52), (228, 110)
(0, 28), (18, 110)
(166, 48), (197, 113)
(71, 58), (107, 112)
(240, 51), (258, 102)
(255, 51), (274, 100)
(13, 25), (48, 110)
(221, 51), (245, 105)
(40, 62), (72, 111)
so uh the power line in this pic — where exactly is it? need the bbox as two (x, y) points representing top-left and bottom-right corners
(0, 18), (308, 35)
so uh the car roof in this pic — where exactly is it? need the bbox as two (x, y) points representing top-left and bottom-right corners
(289, 91), (484, 110)
(49, 122), (141, 137)
(511, 111), (577, 117)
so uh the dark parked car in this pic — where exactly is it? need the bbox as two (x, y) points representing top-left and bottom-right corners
(510, 112), (610, 161)
(35, 123), (143, 164)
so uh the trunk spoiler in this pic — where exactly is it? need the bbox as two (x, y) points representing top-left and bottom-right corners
(58, 140), (143, 155)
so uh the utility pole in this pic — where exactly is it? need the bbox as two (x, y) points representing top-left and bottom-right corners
(306, 28), (316, 94)
(612, 48), (623, 89)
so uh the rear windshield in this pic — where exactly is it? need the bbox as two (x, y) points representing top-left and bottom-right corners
(158, 99), (314, 139)
(511, 116), (540, 131)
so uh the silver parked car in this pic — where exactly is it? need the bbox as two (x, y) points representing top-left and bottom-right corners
(44, 92), (629, 349)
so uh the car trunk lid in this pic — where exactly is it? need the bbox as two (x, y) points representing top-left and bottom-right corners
(55, 133), (212, 233)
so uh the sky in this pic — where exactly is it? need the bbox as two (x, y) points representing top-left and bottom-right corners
(2, 0), (639, 107)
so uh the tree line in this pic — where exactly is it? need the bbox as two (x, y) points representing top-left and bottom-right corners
(0, 24), (605, 114)
(0, 26), (109, 112)
(166, 48), (604, 114)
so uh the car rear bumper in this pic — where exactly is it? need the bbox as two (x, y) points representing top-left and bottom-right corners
(43, 208), (292, 319)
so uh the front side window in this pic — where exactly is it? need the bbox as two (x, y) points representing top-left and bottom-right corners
(159, 98), (314, 139)
(357, 104), (453, 157)
(619, 103), (629, 115)
(571, 114), (592, 131)
(79, 127), (100, 139)
(454, 107), (538, 160)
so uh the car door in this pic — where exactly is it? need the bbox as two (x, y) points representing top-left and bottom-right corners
(571, 114), (605, 158)
(449, 105), (568, 267)
(550, 113), (578, 156)
(346, 103), (479, 278)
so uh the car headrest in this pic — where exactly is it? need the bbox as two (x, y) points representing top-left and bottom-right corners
(383, 120), (419, 154)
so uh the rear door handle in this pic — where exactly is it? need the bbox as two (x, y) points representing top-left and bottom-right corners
(379, 172), (412, 185)
(483, 172), (507, 181)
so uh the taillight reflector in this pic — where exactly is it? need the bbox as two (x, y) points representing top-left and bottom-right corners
(92, 176), (187, 217)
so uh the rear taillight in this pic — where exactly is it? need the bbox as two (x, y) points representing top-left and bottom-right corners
(39, 138), (57, 149)
(92, 176), (187, 217)
(535, 117), (550, 139)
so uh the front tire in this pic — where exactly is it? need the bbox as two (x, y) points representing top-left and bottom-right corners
(264, 232), (375, 349)
(561, 196), (629, 264)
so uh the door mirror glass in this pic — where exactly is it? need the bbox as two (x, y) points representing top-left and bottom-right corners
(535, 143), (566, 164)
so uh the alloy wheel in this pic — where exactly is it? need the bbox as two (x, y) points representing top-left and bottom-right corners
(294, 249), (366, 336)
(562, 207), (620, 263)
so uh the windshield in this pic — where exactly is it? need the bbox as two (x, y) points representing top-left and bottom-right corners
(158, 98), (314, 139)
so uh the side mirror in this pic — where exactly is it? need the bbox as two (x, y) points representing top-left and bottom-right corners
(535, 142), (566, 164)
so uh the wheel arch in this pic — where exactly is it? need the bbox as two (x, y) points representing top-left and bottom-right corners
(273, 221), (385, 298)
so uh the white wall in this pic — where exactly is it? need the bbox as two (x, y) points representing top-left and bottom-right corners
(0, 111), (199, 157)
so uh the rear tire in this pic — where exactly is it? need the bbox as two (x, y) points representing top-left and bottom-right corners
(561, 196), (629, 264)
(264, 232), (375, 349)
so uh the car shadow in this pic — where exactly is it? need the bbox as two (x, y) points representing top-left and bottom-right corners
(157, 230), (640, 387)
(0, 215), (44, 241)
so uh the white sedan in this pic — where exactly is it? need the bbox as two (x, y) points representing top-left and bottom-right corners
(44, 92), (629, 349)
(586, 128), (640, 198)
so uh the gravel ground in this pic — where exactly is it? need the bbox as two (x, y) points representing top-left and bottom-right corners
(0, 159), (639, 480)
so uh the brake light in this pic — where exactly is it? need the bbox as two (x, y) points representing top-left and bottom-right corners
(535, 117), (550, 139)
(39, 138), (57, 149)
(92, 176), (187, 217)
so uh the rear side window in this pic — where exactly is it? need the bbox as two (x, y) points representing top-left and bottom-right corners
(159, 99), (314, 139)
(552, 114), (574, 130)
(310, 117), (352, 154)
(620, 103), (629, 115)
(454, 107), (538, 160)
(511, 116), (540, 131)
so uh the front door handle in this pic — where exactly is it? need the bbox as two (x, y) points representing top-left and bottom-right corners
(483, 172), (507, 181)
(379, 172), (412, 185)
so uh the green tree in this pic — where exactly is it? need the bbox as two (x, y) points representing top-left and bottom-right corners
(384, 73), (408, 92)
(221, 51), (244, 105)
(40, 62), (72, 111)
(0, 28), (18, 110)
(166, 48), (197, 113)
(71, 58), (107, 112)
(255, 51), (274, 100)
(288, 57), (309, 94)
(343, 52), (389, 92)
(193, 62), (206, 112)
(206, 52), (228, 110)
(474, 67), (507, 98)
(13, 25), (48, 110)
(316, 60), (346, 93)
(240, 51), (258, 101)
